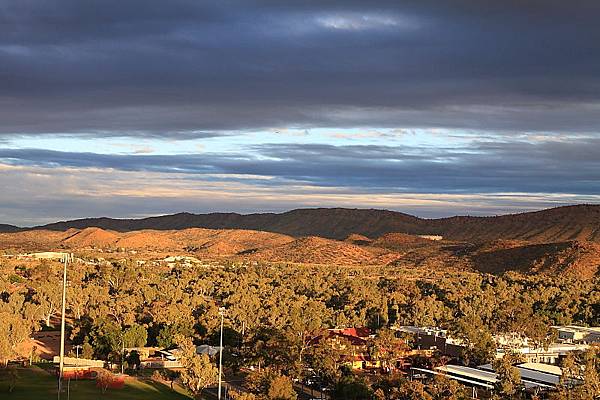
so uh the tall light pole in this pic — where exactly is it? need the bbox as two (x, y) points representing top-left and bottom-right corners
(218, 307), (225, 400)
(58, 253), (71, 399)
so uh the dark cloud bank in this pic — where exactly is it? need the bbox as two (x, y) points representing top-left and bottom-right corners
(1, 0), (599, 135)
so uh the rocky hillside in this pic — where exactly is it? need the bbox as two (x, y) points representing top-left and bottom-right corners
(467, 240), (600, 278)
(0, 227), (294, 256)
(249, 236), (399, 266)
(0, 227), (398, 266)
(1, 224), (600, 275)
(427, 205), (600, 243)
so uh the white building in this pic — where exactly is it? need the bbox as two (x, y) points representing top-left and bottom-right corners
(396, 325), (588, 365)
(18, 252), (74, 262)
(553, 325), (600, 344)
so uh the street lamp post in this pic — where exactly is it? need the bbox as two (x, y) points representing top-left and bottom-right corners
(121, 334), (125, 375)
(58, 254), (70, 399)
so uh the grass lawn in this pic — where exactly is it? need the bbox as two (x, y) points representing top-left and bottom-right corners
(0, 366), (192, 399)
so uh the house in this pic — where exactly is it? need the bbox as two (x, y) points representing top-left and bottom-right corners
(318, 328), (410, 371)
(196, 344), (221, 357)
(330, 328), (377, 370)
(139, 350), (183, 369)
(123, 347), (161, 361)
(314, 328), (377, 370)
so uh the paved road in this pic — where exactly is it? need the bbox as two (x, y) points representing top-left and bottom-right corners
(294, 382), (330, 400)
(202, 382), (240, 399)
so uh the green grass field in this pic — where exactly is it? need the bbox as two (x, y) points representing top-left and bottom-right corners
(0, 366), (192, 399)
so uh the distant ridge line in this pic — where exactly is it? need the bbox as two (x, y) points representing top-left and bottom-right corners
(3, 204), (600, 243)
(0, 223), (21, 233)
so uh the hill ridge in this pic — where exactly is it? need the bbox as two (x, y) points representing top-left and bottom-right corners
(0, 224), (21, 233)
(3, 204), (600, 243)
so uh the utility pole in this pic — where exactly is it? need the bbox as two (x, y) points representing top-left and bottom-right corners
(58, 254), (70, 399)
(218, 307), (225, 400)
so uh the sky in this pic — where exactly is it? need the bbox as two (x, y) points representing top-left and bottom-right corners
(1, 0), (600, 226)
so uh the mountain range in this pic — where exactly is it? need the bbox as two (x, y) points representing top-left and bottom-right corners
(2, 205), (600, 278)
(4, 204), (600, 243)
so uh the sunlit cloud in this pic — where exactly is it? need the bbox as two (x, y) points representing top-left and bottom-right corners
(315, 13), (420, 31)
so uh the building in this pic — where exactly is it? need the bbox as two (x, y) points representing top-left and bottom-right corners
(323, 328), (378, 370)
(397, 325), (589, 365)
(317, 327), (412, 371)
(196, 344), (221, 357)
(17, 252), (74, 262)
(162, 255), (201, 267)
(395, 326), (465, 359)
(553, 325), (600, 344)
(496, 343), (589, 365)
(479, 362), (581, 388)
(52, 356), (105, 379)
(412, 363), (568, 395)
(417, 235), (443, 241)
(517, 362), (563, 376)
(138, 349), (183, 369)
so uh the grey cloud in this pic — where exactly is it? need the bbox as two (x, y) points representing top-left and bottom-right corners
(1, 1), (600, 136)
